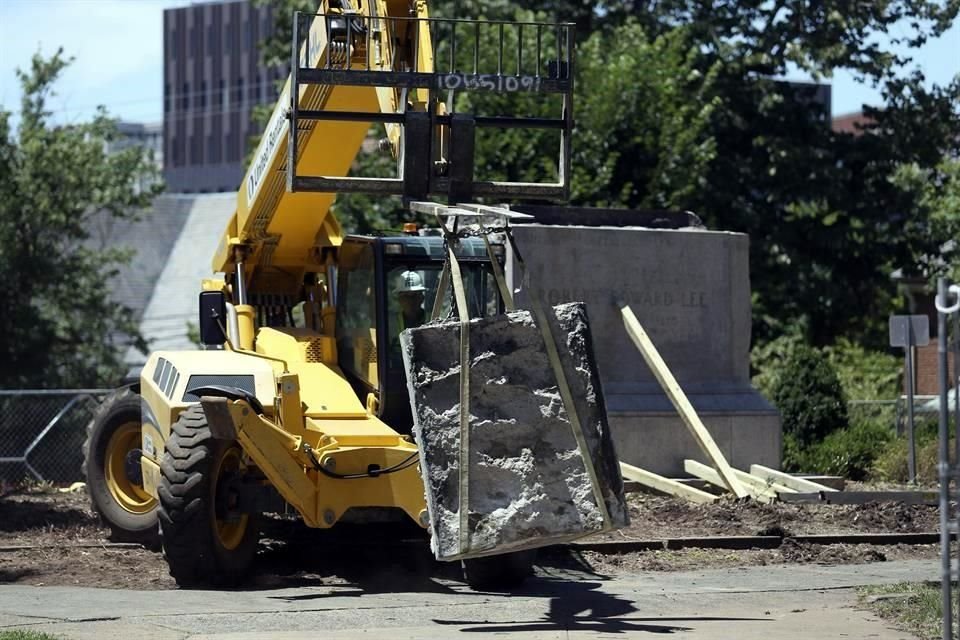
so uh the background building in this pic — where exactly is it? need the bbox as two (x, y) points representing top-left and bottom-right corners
(163, 0), (285, 193)
(106, 121), (164, 193)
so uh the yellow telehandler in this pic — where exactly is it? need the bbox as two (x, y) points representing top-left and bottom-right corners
(83, 0), (588, 589)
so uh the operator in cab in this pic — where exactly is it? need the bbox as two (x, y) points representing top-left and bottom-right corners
(396, 270), (426, 330)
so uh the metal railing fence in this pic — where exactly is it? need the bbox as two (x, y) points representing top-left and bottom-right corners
(0, 389), (111, 484)
(934, 277), (960, 640)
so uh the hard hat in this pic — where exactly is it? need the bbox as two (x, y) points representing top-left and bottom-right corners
(397, 270), (426, 293)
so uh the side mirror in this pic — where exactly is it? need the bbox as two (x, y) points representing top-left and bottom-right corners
(198, 291), (227, 347)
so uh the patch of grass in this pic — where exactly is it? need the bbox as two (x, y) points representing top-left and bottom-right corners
(858, 582), (947, 640)
(0, 630), (63, 640)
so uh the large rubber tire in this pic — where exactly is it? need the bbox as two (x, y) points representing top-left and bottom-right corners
(461, 549), (536, 591)
(158, 405), (260, 588)
(81, 388), (159, 545)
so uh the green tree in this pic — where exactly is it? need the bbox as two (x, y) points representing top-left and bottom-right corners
(675, 3), (958, 346)
(890, 154), (960, 281)
(0, 50), (160, 388)
(254, 1), (960, 349)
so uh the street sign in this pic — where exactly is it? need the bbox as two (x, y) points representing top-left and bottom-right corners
(889, 315), (930, 348)
(888, 313), (930, 483)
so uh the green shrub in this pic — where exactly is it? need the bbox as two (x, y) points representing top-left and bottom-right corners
(824, 338), (901, 401)
(873, 419), (944, 483)
(781, 432), (808, 473)
(751, 330), (807, 398)
(783, 421), (894, 480)
(771, 345), (848, 445)
(807, 420), (894, 480)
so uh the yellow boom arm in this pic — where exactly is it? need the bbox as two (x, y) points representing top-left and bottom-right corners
(213, 0), (434, 278)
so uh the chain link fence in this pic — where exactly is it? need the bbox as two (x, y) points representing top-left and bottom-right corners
(0, 389), (111, 484)
(0, 391), (945, 485)
(894, 395), (948, 436)
(847, 399), (898, 430)
(848, 397), (949, 435)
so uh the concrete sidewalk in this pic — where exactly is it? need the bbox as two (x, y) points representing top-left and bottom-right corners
(0, 560), (934, 638)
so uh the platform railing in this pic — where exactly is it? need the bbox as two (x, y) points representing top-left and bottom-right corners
(287, 11), (575, 202)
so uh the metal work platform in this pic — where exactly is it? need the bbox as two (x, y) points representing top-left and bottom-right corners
(287, 11), (575, 202)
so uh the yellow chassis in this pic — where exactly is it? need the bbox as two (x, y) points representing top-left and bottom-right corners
(138, 340), (427, 530)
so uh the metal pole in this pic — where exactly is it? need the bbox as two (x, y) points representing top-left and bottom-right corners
(953, 311), (959, 465)
(938, 277), (953, 640)
(906, 339), (917, 482)
(234, 259), (247, 306)
(954, 310), (960, 632)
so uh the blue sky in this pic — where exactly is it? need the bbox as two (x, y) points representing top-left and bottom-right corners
(0, 0), (958, 126)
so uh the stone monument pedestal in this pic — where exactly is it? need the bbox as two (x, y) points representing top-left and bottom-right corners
(508, 208), (781, 477)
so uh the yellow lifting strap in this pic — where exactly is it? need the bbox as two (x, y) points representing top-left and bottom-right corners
(433, 213), (473, 554)
(447, 247), (472, 555)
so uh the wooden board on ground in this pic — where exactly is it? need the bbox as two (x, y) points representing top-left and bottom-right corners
(619, 461), (717, 504)
(778, 491), (938, 505)
(730, 467), (795, 495)
(750, 464), (837, 493)
(620, 305), (748, 499)
(684, 459), (776, 502)
(799, 475), (846, 491)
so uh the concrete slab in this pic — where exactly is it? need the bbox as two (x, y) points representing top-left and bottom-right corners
(401, 302), (627, 560)
(508, 223), (782, 475)
(0, 560), (935, 639)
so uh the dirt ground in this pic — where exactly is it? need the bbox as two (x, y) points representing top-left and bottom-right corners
(0, 487), (945, 591)
(600, 492), (941, 539)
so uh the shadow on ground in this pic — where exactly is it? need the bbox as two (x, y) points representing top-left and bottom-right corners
(243, 517), (629, 593)
(0, 495), (94, 532)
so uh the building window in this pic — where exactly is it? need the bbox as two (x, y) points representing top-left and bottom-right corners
(224, 23), (231, 54)
(218, 78), (225, 107)
(182, 82), (189, 110)
(207, 22), (215, 56)
(164, 83), (171, 113)
(261, 12), (270, 39)
(200, 80), (207, 109)
(170, 136), (178, 166)
(236, 77), (244, 104)
(244, 18), (251, 49)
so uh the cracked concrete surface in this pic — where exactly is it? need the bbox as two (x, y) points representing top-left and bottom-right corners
(0, 560), (936, 638)
(401, 303), (628, 560)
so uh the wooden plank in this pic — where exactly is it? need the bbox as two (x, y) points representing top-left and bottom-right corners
(731, 467), (796, 495)
(778, 491), (938, 506)
(684, 459), (773, 502)
(799, 475), (846, 491)
(567, 532), (951, 554)
(620, 304), (748, 498)
(571, 536), (782, 552)
(750, 464), (838, 493)
(619, 461), (717, 504)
